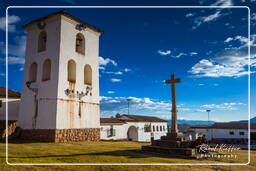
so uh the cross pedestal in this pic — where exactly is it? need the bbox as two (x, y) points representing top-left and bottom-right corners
(141, 74), (196, 158)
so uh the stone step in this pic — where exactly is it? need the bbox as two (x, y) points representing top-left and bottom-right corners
(141, 145), (197, 158)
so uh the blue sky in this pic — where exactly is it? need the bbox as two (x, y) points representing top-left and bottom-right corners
(0, 0), (256, 122)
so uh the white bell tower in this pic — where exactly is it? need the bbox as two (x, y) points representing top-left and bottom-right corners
(18, 11), (102, 142)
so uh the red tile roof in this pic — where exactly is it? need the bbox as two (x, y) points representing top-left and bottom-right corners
(0, 86), (21, 98)
(119, 114), (167, 123)
(190, 123), (256, 129)
(100, 118), (126, 124)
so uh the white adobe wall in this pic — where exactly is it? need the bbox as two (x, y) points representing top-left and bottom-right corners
(212, 129), (249, 139)
(100, 122), (168, 142)
(100, 124), (127, 140)
(135, 122), (167, 142)
(191, 128), (254, 140)
(19, 14), (101, 130)
(19, 15), (61, 129)
(55, 15), (100, 129)
(0, 98), (20, 120)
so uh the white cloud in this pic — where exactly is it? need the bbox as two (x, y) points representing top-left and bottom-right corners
(0, 35), (26, 58)
(107, 91), (115, 94)
(110, 78), (122, 82)
(174, 52), (187, 58)
(198, 83), (205, 86)
(158, 50), (171, 55)
(0, 15), (21, 32)
(190, 52), (198, 56)
(252, 13), (256, 21)
(189, 59), (249, 77)
(98, 56), (117, 70)
(189, 34), (256, 78)
(100, 96), (171, 113)
(224, 37), (233, 43)
(105, 71), (123, 75)
(192, 10), (222, 30)
(124, 68), (131, 72)
(211, 0), (233, 6)
(0, 56), (25, 65)
(201, 102), (244, 111)
(186, 13), (195, 17)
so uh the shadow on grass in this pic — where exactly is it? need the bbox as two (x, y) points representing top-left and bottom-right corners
(0, 138), (55, 144)
(1, 149), (196, 160)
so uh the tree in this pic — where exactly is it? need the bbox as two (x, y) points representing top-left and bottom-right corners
(115, 113), (121, 118)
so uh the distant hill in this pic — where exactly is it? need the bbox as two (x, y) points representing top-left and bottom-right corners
(167, 119), (215, 126)
(167, 116), (256, 126)
(229, 116), (256, 123)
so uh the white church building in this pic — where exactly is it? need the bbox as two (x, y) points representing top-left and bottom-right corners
(189, 123), (256, 144)
(18, 11), (102, 142)
(100, 115), (168, 142)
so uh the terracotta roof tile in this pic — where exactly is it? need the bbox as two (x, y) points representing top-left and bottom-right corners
(0, 86), (21, 98)
(119, 114), (167, 122)
(100, 118), (126, 124)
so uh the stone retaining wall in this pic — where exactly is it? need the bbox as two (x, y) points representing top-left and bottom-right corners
(20, 128), (100, 142)
(0, 120), (18, 139)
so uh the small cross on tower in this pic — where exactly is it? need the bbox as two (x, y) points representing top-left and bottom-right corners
(165, 74), (181, 133)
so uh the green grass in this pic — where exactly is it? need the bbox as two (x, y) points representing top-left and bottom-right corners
(0, 140), (255, 171)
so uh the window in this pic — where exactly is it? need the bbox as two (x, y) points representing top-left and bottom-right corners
(42, 59), (51, 81)
(84, 64), (92, 85)
(0, 100), (2, 108)
(163, 126), (165, 131)
(38, 31), (47, 52)
(153, 125), (155, 132)
(229, 131), (234, 135)
(107, 125), (116, 137)
(29, 62), (38, 83)
(239, 132), (244, 135)
(160, 126), (162, 131)
(67, 60), (76, 83)
(144, 124), (151, 132)
(156, 126), (159, 132)
(75, 33), (85, 54)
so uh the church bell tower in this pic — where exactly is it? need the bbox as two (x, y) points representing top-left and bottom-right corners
(18, 11), (102, 142)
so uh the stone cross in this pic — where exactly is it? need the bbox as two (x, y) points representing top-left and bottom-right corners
(165, 74), (181, 133)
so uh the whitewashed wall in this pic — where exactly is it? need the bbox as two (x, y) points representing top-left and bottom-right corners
(19, 14), (101, 130)
(190, 128), (255, 140)
(100, 124), (127, 140)
(100, 121), (168, 142)
(19, 15), (61, 129)
(56, 15), (100, 129)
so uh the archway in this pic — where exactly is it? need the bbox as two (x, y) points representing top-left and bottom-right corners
(127, 126), (138, 141)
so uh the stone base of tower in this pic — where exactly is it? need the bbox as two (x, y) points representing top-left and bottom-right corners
(20, 128), (100, 142)
(142, 132), (197, 158)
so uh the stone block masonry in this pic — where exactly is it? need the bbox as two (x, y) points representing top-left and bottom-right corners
(20, 128), (100, 142)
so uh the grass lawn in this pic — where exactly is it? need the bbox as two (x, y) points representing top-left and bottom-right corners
(0, 140), (255, 171)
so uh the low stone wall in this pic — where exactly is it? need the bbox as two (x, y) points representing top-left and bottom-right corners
(20, 128), (100, 142)
(20, 129), (56, 142)
(0, 120), (18, 139)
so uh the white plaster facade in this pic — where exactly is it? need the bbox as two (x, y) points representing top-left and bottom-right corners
(19, 12), (101, 130)
(189, 128), (254, 140)
(189, 123), (256, 144)
(100, 116), (168, 142)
